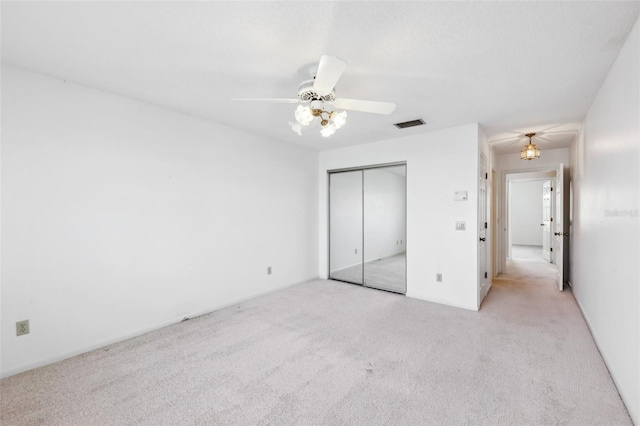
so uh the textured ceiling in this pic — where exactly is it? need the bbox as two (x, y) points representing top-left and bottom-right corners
(2, 2), (639, 152)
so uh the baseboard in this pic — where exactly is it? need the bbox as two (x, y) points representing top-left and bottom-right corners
(0, 276), (318, 379)
(406, 292), (478, 311)
(331, 262), (362, 273)
(571, 289), (637, 424)
(331, 253), (405, 274)
(478, 282), (492, 310)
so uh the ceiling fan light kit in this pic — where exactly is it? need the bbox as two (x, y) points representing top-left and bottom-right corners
(521, 132), (541, 160)
(234, 55), (396, 138)
(291, 103), (348, 137)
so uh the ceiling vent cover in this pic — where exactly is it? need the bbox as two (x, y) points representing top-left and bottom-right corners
(394, 118), (425, 129)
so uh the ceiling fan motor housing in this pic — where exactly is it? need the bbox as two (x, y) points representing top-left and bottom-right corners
(297, 80), (335, 102)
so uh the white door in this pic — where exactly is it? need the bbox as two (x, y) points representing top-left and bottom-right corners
(542, 180), (552, 262)
(554, 164), (564, 291)
(478, 155), (488, 298)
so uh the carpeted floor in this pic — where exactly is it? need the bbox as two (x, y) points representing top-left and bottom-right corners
(511, 244), (546, 263)
(330, 252), (406, 293)
(1, 260), (631, 425)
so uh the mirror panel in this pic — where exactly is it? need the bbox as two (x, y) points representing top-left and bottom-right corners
(363, 166), (406, 293)
(329, 171), (363, 284)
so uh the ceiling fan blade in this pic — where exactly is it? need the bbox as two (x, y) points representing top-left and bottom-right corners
(333, 98), (396, 115)
(232, 98), (300, 103)
(313, 55), (347, 96)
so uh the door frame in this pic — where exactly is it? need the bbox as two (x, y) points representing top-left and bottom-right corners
(542, 179), (553, 262)
(478, 154), (489, 304)
(554, 162), (569, 291)
(496, 167), (559, 274)
(507, 176), (554, 261)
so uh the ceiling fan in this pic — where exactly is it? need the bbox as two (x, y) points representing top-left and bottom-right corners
(232, 55), (396, 137)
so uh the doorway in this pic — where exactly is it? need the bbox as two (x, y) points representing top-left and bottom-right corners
(328, 163), (407, 294)
(508, 178), (553, 263)
(497, 165), (569, 291)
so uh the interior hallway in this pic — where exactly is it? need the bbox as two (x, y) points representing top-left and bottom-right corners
(1, 265), (630, 425)
(511, 244), (546, 263)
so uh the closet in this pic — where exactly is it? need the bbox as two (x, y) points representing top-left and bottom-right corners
(328, 164), (406, 293)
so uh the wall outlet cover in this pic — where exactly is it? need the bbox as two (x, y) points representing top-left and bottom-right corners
(16, 320), (30, 336)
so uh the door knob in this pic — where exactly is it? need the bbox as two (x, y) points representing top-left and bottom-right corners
(540, 223), (545, 226)
(479, 237), (486, 242)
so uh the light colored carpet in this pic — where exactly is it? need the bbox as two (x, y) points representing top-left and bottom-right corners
(511, 244), (545, 263)
(330, 252), (406, 293)
(1, 262), (631, 425)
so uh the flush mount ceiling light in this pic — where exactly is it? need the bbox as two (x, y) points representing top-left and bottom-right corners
(233, 55), (396, 138)
(521, 133), (541, 160)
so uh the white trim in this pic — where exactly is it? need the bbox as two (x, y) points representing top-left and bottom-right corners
(571, 289), (633, 420)
(330, 261), (362, 273)
(478, 282), (493, 309)
(406, 293), (479, 311)
(0, 277), (317, 379)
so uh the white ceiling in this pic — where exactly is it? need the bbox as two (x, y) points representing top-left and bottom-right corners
(2, 2), (639, 152)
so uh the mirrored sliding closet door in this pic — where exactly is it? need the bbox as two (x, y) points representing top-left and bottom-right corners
(329, 164), (406, 294)
(329, 170), (364, 285)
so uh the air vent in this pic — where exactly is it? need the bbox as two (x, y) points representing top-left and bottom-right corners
(394, 118), (426, 129)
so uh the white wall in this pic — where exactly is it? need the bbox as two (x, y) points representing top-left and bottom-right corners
(510, 180), (544, 246)
(570, 16), (639, 423)
(363, 168), (406, 262)
(1, 65), (319, 377)
(320, 123), (481, 310)
(329, 171), (362, 271)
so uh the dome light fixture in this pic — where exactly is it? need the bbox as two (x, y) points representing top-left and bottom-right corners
(521, 133), (541, 160)
(289, 103), (347, 137)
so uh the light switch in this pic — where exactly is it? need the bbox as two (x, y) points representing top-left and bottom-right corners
(454, 191), (468, 201)
(456, 221), (466, 231)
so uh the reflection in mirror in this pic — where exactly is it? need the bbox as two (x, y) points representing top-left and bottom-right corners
(363, 166), (406, 293)
(329, 171), (363, 284)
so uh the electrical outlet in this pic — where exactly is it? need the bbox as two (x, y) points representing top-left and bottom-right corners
(267, 267), (272, 275)
(436, 273), (443, 282)
(16, 320), (30, 336)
